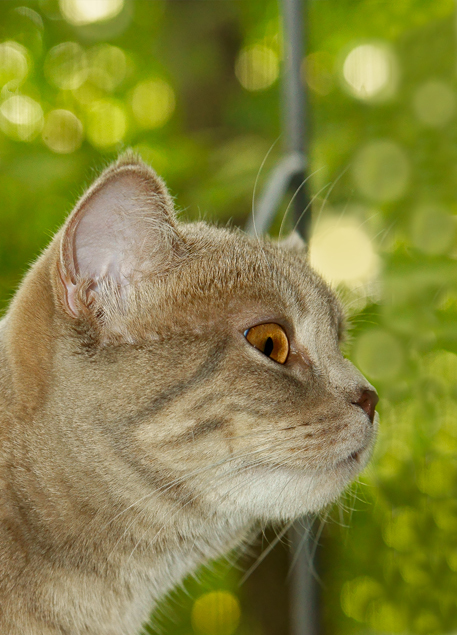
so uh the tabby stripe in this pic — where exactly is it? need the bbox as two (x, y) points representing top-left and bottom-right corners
(123, 340), (228, 427)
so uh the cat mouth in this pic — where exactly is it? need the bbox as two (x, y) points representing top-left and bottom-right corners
(343, 442), (372, 467)
(332, 444), (367, 470)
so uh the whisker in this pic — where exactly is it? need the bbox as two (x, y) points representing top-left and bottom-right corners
(238, 518), (294, 586)
(238, 461), (303, 585)
(110, 437), (296, 560)
(312, 164), (351, 234)
(250, 136), (281, 276)
(99, 440), (291, 535)
(278, 166), (324, 241)
(105, 441), (290, 558)
(126, 459), (291, 564)
(292, 181), (333, 237)
(251, 136), (281, 238)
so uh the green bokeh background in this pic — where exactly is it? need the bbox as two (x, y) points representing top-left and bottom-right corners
(1, 0), (457, 634)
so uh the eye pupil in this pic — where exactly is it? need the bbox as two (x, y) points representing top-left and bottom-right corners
(244, 323), (289, 364)
(264, 337), (274, 357)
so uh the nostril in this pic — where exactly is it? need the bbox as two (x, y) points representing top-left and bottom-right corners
(353, 389), (379, 424)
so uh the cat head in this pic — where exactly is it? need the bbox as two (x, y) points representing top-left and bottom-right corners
(40, 154), (378, 525)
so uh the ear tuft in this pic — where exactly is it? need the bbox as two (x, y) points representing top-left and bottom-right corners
(277, 231), (307, 255)
(59, 156), (180, 318)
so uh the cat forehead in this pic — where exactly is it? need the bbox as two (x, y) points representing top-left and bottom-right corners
(161, 222), (342, 324)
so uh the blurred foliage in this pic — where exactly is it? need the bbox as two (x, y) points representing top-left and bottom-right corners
(1, 0), (457, 634)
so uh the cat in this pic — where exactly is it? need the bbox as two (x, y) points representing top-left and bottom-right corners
(0, 153), (378, 635)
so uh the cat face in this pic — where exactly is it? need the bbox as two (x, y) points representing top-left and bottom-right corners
(51, 154), (378, 526)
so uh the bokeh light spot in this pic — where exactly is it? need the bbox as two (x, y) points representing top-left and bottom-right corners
(191, 590), (241, 635)
(341, 576), (383, 622)
(303, 51), (334, 96)
(131, 79), (175, 129)
(413, 79), (456, 127)
(432, 500), (457, 532)
(353, 329), (404, 381)
(14, 6), (44, 30)
(86, 99), (126, 148)
(417, 460), (452, 498)
(44, 42), (88, 91)
(42, 109), (83, 154)
(414, 612), (441, 633)
(367, 599), (408, 632)
(0, 95), (43, 141)
(88, 44), (127, 91)
(0, 41), (29, 87)
(447, 550), (457, 572)
(235, 44), (279, 91)
(352, 139), (410, 202)
(309, 218), (379, 287)
(383, 507), (417, 551)
(410, 203), (455, 255)
(342, 43), (397, 101)
(59, 0), (124, 25)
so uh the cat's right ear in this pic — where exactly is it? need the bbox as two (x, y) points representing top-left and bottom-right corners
(277, 231), (308, 256)
(58, 155), (182, 318)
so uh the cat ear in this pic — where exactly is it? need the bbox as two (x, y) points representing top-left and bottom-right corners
(58, 154), (181, 318)
(277, 231), (308, 255)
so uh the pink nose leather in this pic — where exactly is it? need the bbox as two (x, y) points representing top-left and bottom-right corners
(353, 389), (378, 423)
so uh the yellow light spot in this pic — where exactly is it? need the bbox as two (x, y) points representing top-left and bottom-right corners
(413, 612), (441, 633)
(447, 550), (457, 571)
(131, 79), (175, 129)
(342, 43), (397, 101)
(44, 42), (88, 91)
(302, 51), (334, 96)
(417, 460), (453, 498)
(88, 44), (127, 91)
(352, 139), (410, 202)
(0, 95), (44, 141)
(72, 82), (104, 106)
(235, 44), (279, 91)
(367, 599), (408, 632)
(382, 507), (417, 551)
(59, 0), (124, 25)
(341, 576), (383, 622)
(191, 590), (241, 635)
(0, 41), (29, 87)
(86, 99), (126, 148)
(413, 79), (456, 127)
(431, 500), (457, 532)
(309, 218), (379, 287)
(42, 109), (83, 154)
(410, 203), (455, 255)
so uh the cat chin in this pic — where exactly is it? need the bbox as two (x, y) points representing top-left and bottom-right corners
(213, 454), (370, 522)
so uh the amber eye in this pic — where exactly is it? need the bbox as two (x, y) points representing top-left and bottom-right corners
(244, 323), (289, 364)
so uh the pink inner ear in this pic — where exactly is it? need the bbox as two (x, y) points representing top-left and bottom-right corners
(60, 162), (178, 317)
(75, 176), (146, 287)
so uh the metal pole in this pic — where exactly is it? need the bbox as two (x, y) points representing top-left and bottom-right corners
(245, 0), (311, 242)
(281, 0), (311, 240)
(290, 521), (320, 635)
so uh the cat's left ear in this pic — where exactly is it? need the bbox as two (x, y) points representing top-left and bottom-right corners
(58, 155), (182, 318)
(277, 231), (308, 256)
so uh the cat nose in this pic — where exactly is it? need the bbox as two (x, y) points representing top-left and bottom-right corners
(352, 389), (378, 424)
